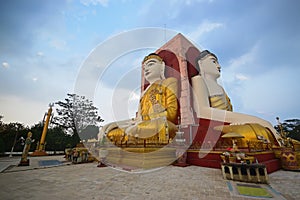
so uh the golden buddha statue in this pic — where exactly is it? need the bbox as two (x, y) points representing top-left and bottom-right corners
(102, 53), (179, 145)
(191, 50), (281, 148)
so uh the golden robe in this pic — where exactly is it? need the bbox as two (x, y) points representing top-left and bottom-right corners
(209, 92), (233, 111)
(217, 123), (280, 148)
(107, 77), (179, 144)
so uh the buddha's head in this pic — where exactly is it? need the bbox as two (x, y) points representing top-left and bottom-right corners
(196, 50), (221, 79)
(27, 131), (32, 138)
(142, 53), (166, 83)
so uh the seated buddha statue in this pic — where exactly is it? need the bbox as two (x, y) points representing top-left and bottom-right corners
(101, 53), (179, 145)
(191, 50), (281, 147)
(194, 50), (233, 111)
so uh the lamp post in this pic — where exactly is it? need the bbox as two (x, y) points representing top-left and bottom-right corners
(9, 124), (20, 158)
(9, 131), (18, 158)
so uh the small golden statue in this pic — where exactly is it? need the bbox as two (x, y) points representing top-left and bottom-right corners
(18, 132), (35, 166)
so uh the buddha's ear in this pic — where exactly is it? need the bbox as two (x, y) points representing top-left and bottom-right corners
(196, 59), (202, 76)
(160, 61), (166, 79)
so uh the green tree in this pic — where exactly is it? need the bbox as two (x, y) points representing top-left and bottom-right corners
(30, 122), (44, 151)
(30, 122), (79, 152)
(80, 125), (99, 141)
(53, 94), (103, 145)
(274, 118), (300, 141)
(0, 116), (81, 153)
(0, 115), (4, 153)
(0, 115), (3, 130)
(0, 122), (29, 152)
(45, 126), (70, 152)
(0, 137), (4, 154)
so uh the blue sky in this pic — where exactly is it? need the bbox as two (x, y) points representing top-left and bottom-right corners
(0, 0), (300, 126)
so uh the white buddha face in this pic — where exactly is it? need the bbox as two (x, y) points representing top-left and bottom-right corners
(198, 54), (221, 78)
(143, 58), (165, 83)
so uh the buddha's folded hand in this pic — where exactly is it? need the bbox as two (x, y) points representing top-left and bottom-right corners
(152, 103), (166, 113)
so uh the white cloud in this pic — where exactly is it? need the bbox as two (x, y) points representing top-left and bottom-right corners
(94, 69), (141, 124)
(128, 90), (140, 101)
(49, 39), (67, 50)
(0, 95), (48, 126)
(80, 0), (109, 7)
(232, 65), (300, 123)
(228, 46), (258, 70)
(222, 43), (260, 83)
(94, 84), (138, 124)
(187, 21), (224, 42)
(2, 62), (9, 69)
(218, 42), (299, 123)
(32, 77), (38, 82)
(36, 51), (44, 57)
(235, 73), (249, 81)
(185, 0), (215, 5)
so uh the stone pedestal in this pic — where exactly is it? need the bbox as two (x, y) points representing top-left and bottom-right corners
(281, 147), (300, 170)
(173, 131), (189, 167)
(97, 149), (108, 167)
(18, 159), (30, 166)
(31, 150), (48, 156)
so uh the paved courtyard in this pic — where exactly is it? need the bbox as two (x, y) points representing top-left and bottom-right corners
(0, 155), (299, 200)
